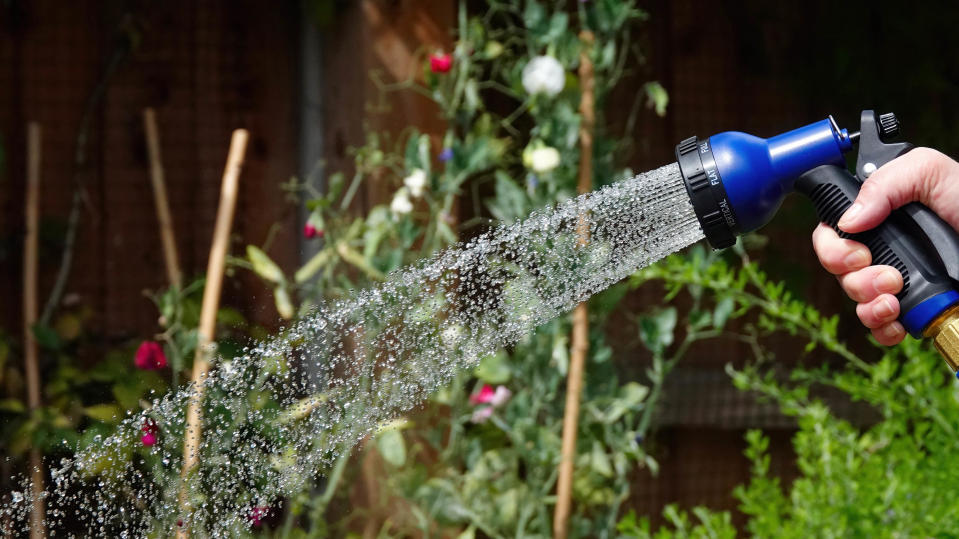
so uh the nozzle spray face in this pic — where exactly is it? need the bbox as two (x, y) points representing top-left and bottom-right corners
(675, 136), (738, 248)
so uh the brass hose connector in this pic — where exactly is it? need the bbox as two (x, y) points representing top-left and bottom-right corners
(923, 304), (959, 373)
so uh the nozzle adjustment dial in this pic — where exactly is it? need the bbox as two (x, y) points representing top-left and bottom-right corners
(675, 135), (738, 249)
(878, 112), (900, 141)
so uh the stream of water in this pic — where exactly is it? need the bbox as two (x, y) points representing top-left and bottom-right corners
(5, 163), (704, 536)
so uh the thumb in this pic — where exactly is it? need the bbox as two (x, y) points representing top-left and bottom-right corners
(837, 147), (947, 234)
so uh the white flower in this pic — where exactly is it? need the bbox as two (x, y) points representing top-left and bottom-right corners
(527, 146), (561, 173)
(390, 188), (413, 215)
(490, 386), (512, 407)
(441, 324), (463, 347)
(403, 168), (428, 197)
(522, 55), (565, 97)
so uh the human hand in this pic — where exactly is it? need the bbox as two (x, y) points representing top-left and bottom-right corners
(811, 148), (959, 345)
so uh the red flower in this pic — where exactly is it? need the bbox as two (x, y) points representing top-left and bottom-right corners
(141, 418), (159, 447)
(248, 506), (269, 527)
(429, 52), (453, 73)
(303, 222), (324, 239)
(134, 341), (167, 370)
(469, 384), (495, 405)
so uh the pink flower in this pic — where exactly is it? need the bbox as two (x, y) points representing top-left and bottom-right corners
(468, 384), (512, 424)
(470, 406), (494, 424)
(134, 341), (167, 370)
(248, 506), (269, 527)
(303, 222), (324, 239)
(469, 384), (512, 407)
(141, 418), (158, 447)
(470, 384), (495, 405)
(430, 52), (453, 73)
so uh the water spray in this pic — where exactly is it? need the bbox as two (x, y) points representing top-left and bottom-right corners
(676, 110), (959, 371)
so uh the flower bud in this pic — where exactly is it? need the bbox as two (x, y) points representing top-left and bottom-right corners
(429, 52), (453, 73)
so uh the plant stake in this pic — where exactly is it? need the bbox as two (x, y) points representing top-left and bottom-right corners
(177, 129), (248, 537)
(143, 108), (182, 288)
(23, 122), (48, 538)
(554, 31), (595, 539)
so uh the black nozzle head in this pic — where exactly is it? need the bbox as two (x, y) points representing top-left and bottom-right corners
(675, 136), (737, 249)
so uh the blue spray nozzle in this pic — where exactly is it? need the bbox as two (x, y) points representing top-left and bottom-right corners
(676, 117), (854, 246)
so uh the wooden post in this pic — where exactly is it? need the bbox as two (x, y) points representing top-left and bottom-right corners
(553, 31), (595, 539)
(176, 129), (248, 537)
(143, 108), (183, 289)
(23, 122), (48, 538)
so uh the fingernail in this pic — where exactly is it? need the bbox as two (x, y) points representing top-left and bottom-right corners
(838, 203), (863, 228)
(883, 321), (905, 339)
(843, 248), (870, 269)
(873, 298), (895, 319)
(875, 270), (901, 294)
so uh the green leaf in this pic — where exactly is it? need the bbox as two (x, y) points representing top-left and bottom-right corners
(552, 333), (570, 376)
(643, 81), (669, 117)
(112, 381), (143, 410)
(274, 286), (295, 319)
(83, 404), (122, 424)
(0, 398), (25, 413)
(487, 171), (529, 223)
(295, 248), (334, 284)
(523, 1), (546, 33)
(620, 382), (649, 407)
(416, 134), (431, 174)
(544, 12), (569, 43)
(32, 323), (61, 351)
(592, 282), (628, 317)
(217, 306), (246, 328)
(494, 488), (519, 525)
(436, 220), (457, 245)
(638, 307), (676, 355)
(591, 441), (614, 477)
(376, 428), (406, 467)
(275, 394), (326, 425)
(474, 350), (511, 384)
(337, 242), (386, 281)
(713, 296), (735, 329)
(246, 245), (285, 284)
(326, 171), (345, 201)
(644, 454), (659, 476)
(604, 383), (648, 423)
(464, 79), (480, 115)
(689, 309), (711, 330)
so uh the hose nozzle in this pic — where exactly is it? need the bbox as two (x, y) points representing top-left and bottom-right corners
(677, 111), (959, 376)
(924, 305), (959, 373)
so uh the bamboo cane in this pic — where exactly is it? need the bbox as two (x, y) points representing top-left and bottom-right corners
(23, 122), (48, 538)
(176, 129), (248, 537)
(143, 108), (183, 289)
(553, 31), (595, 539)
